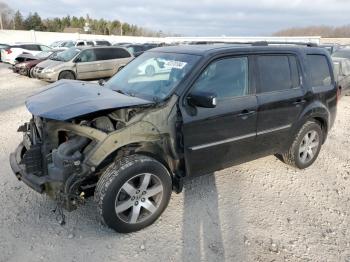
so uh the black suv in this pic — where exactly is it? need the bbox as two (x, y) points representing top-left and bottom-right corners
(10, 43), (337, 233)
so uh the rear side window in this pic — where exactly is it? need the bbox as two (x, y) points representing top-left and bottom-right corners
(94, 48), (113, 60)
(113, 48), (131, 58)
(307, 55), (332, 86)
(76, 42), (85, 46)
(257, 55), (299, 92)
(21, 44), (41, 51)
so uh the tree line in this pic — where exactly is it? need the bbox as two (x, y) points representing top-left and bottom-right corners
(0, 2), (163, 37)
(273, 25), (350, 38)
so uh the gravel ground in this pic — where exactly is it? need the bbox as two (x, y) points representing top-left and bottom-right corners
(0, 62), (350, 262)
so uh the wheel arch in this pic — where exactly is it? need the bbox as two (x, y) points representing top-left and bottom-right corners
(58, 70), (77, 80)
(95, 141), (175, 178)
(294, 101), (330, 144)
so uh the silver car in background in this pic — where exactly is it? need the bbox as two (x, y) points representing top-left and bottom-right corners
(33, 46), (133, 82)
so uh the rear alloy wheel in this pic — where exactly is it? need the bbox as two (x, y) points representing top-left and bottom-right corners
(95, 155), (172, 233)
(282, 121), (323, 169)
(58, 71), (75, 80)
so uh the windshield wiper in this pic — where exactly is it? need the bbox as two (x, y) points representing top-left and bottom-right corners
(114, 89), (136, 97)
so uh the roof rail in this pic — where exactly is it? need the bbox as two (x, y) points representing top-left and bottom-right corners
(250, 41), (318, 47)
(186, 41), (318, 47)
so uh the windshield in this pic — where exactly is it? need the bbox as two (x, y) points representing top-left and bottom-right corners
(63, 41), (75, 47)
(332, 50), (350, 59)
(105, 51), (201, 101)
(35, 51), (53, 59)
(51, 47), (80, 62)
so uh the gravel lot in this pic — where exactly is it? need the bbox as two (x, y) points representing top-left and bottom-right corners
(0, 62), (350, 262)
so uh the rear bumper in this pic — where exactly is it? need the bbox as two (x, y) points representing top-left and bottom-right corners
(9, 143), (48, 193)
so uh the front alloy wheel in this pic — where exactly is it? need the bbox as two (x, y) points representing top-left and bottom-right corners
(95, 155), (172, 233)
(115, 173), (164, 224)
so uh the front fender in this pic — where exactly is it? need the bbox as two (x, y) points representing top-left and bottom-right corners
(84, 120), (163, 167)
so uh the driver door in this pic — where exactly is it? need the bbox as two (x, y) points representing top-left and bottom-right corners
(181, 56), (258, 176)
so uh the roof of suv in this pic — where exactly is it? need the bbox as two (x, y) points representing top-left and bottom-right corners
(150, 44), (328, 56)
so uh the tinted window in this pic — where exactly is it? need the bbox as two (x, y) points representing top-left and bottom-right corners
(257, 55), (293, 92)
(112, 48), (131, 58)
(86, 41), (94, 46)
(191, 57), (249, 99)
(257, 55), (299, 93)
(289, 56), (300, 88)
(21, 44), (41, 51)
(78, 49), (96, 62)
(95, 41), (111, 46)
(76, 42), (85, 46)
(94, 48), (113, 60)
(307, 55), (332, 86)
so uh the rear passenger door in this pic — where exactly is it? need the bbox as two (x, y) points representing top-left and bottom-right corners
(254, 54), (306, 155)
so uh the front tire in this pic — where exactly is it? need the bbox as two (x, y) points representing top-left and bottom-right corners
(282, 121), (323, 169)
(58, 71), (75, 80)
(94, 155), (172, 233)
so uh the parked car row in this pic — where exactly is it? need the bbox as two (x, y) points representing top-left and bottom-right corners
(12, 46), (133, 81)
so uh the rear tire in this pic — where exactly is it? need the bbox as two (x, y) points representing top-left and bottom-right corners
(58, 71), (75, 80)
(94, 155), (172, 233)
(29, 67), (35, 78)
(282, 121), (323, 169)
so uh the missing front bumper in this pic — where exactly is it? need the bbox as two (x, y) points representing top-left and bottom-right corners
(9, 143), (49, 193)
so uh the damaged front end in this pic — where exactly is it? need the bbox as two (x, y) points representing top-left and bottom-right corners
(10, 116), (95, 210)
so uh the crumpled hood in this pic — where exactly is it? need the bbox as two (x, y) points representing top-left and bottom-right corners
(26, 80), (153, 121)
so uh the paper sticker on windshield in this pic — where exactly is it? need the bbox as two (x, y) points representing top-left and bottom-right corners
(164, 60), (187, 69)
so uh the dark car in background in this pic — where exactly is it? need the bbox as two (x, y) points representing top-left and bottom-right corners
(14, 49), (64, 77)
(332, 57), (350, 96)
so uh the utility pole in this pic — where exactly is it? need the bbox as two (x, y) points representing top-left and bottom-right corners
(0, 12), (3, 30)
(120, 21), (123, 36)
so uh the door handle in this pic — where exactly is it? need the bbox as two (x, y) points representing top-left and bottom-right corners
(293, 99), (306, 106)
(238, 110), (255, 119)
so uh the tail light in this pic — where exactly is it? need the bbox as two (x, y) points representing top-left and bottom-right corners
(6, 48), (12, 54)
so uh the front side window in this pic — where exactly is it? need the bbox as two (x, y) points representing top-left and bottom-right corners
(191, 57), (249, 99)
(257, 55), (298, 93)
(78, 49), (96, 62)
(307, 55), (332, 86)
(105, 51), (200, 101)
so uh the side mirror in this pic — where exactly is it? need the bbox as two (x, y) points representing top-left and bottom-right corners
(98, 79), (105, 86)
(187, 91), (217, 108)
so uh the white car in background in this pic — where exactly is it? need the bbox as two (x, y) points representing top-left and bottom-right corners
(137, 57), (188, 76)
(1, 43), (51, 64)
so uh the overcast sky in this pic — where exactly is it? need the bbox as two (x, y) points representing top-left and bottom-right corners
(6, 0), (350, 36)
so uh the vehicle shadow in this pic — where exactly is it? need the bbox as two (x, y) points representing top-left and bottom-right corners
(182, 173), (225, 262)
